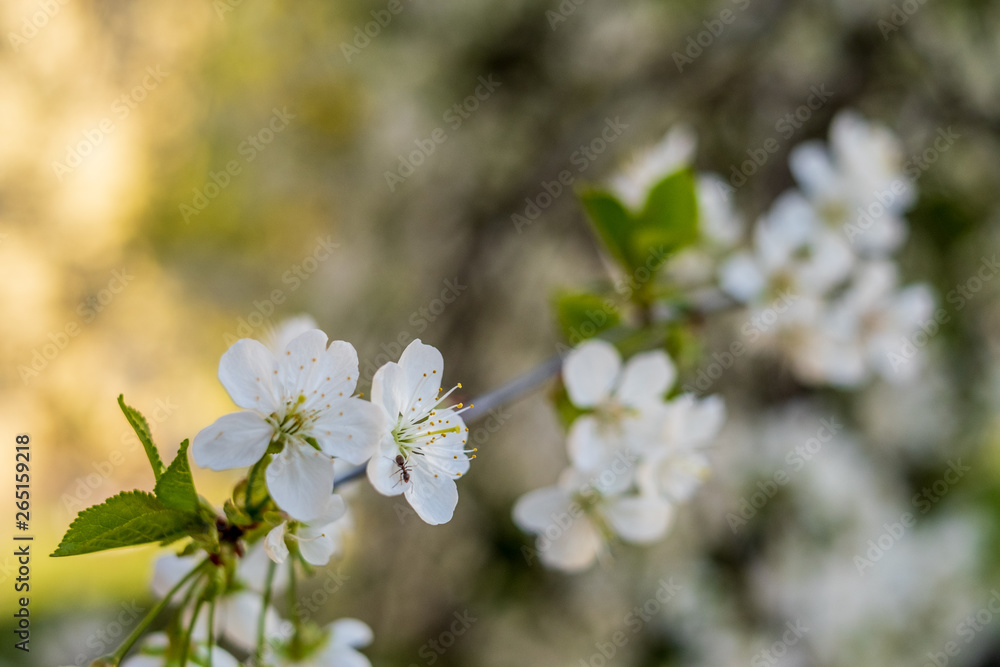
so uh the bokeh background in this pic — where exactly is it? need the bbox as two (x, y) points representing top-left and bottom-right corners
(1, 0), (1000, 665)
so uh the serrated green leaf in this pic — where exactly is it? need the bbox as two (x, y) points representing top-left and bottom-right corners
(154, 440), (199, 514)
(554, 292), (621, 344)
(52, 490), (204, 557)
(118, 395), (165, 481)
(639, 169), (699, 251)
(579, 189), (635, 270)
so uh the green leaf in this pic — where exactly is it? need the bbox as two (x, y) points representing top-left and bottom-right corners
(579, 189), (635, 270)
(638, 169), (699, 252)
(118, 395), (165, 481)
(554, 292), (621, 344)
(551, 384), (587, 430)
(154, 440), (200, 514)
(52, 491), (204, 557)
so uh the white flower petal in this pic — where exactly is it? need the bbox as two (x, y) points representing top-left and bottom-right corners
(298, 531), (335, 566)
(329, 618), (374, 649)
(366, 446), (406, 497)
(264, 522), (289, 564)
(324, 340), (363, 395)
(277, 329), (330, 396)
(371, 361), (409, 421)
(719, 252), (766, 303)
(662, 394), (726, 448)
(639, 451), (710, 502)
(264, 314), (319, 355)
(539, 515), (604, 572)
(567, 416), (617, 472)
(512, 486), (572, 534)
(615, 350), (675, 407)
(398, 339), (446, 411)
(788, 141), (839, 201)
(218, 338), (281, 412)
(563, 340), (621, 408)
(405, 465), (458, 525)
(218, 591), (281, 652)
(192, 411), (273, 471)
(266, 442), (336, 521)
(238, 542), (289, 593)
(311, 493), (348, 526)
(603, 495), (675, 543)
(311, 397), (385, 464)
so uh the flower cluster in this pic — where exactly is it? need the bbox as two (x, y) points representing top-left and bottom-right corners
(716, 111), (935, 387)
(194, 328), (475, 533)
(168, 325), (474, 665)
(513, 340), (725, 571)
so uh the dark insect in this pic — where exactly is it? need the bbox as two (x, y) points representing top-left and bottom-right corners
(392, 454), (412, 487)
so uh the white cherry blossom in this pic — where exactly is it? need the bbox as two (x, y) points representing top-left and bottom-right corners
(805, 261), (936, 386)
(562, 340), (675, 486)
(192, 330), (386, 521)
(638, 393), (726, 502)
(366, 339), (475, 525)
(789, 110), (914, 256)
(264, 492), (350, 566)
(513, 468), (674, 572)
(719, 190), (854, 304)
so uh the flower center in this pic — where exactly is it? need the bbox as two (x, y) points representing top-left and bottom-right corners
(268, 394), (322, 451)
